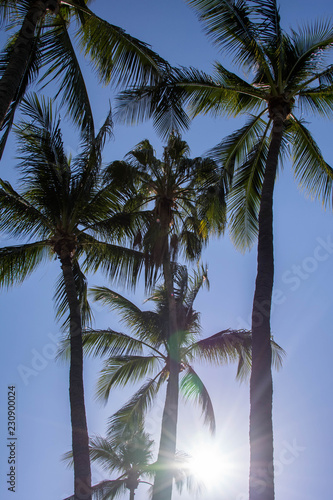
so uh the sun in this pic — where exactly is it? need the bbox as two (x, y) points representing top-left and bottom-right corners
(188, 441), (234, 490)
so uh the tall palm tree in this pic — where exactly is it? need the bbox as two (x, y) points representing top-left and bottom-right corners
(64, 430), (155, 500)
(0, 94), (145, 500)
(103, 134), (226, 500)
(76, 265), (284, 500)
(0, 0), (167, 155)
(115, 2), (333, 498)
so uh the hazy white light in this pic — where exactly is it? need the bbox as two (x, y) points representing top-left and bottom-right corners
(188, 442), (234, 489)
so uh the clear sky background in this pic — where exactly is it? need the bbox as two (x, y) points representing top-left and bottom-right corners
(0, 1), (333, 499)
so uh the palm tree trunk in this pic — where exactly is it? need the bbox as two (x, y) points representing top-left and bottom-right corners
(249, 111), (285, 500)
(152, 257), (179, 500)
(129, 488), (135, 500)
(61, 255), (92, 500)
(0, 0), (58, 128)
(152, 356), (179, 500)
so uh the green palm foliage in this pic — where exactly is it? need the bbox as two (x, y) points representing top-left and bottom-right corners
(63, 429), (200, 500)
(64, 430), (155, 500)
(103, 136), (227, 500)
(0, 94), (145, 500)
(0, 0), (167, 155)
(78, 265), (284, 500)
(115, 2), (333, 498)
(104, 133), (226, 284)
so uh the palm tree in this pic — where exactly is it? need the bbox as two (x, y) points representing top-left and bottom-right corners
(0, 0), (167, 155)
(76, 265), (284, 500)
(63, 428), (199, 500)
(0, 94), (145, 500)
(103, 134), (226, 500)
(63, 430), (155, 500)
(115, 2), (333, 498)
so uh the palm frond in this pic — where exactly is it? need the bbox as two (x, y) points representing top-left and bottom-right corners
(288, 115), (333, 207)
(80, 234), (145, 289)
(54, 259), (93, 329)
(96, 356), (161, 402)
(115, 69), (191, 139)
(0, 178), (52, 239)
(0, 241), (51, 288)
(63, 479), (126, 500)
(38, 19), (94, 135)
(189, 328), (252, 368)
(76, 5), (168, 87)
(106, 373), (166, 438)
(298, 84), (333, 118)
(187, 0), (274, 83)
(180, 365), (215, 433)
(90, 286), (166, 347)
(0, 29), (41, 158)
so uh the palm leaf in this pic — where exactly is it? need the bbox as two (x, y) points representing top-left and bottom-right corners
(188, 328), (252, 366)
(228, 130), (270, 250)
(54, 259), (93, 329)
(75, 4), (168, 87)
(63, 479), (126, 500)
(0, 178), (52, 238)
(80, 234), (145, 289)
(96, 355), (161, 401)
(106, 373), (166, 438)
(180, 365), (216, 433)
(0, 241), (51, 287)
(38, 18), (94, 135)
(0, 29), (41, 158)
(115, 69), (191, 139)
(90, 285), (166, 347)
(288, 115), (333, 207)
(186, 0), (274, 84)
(298, 83), (333, 118)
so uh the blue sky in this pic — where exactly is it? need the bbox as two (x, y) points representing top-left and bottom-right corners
(1, 1), (333, 499)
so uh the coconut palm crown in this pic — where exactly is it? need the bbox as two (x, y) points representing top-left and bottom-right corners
(103, 133), (227, 285)
(63, 430), (155, 500)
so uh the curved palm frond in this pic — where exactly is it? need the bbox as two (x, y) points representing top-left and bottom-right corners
(186, 0), (275, 84)
(289, 115), (333, 207)
(106, 372), (167, 438)
(0, 241), (52, 287)
(96, 356), (162, 402)
(180, 365), (216, 433)
(63, 479), (126, 500)
(38, 18), (94, 135)
(0, 178), (52, 238)
(90, 286), (166, 346)
(74, 2), (168, 87)
(0, 28), (41, 158)
(80, 235), (145, 289)
(228, 124), (271, 250)
(54, 259), (93, 329)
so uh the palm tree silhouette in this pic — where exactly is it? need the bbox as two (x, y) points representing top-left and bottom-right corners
(0, 94), (145, 499)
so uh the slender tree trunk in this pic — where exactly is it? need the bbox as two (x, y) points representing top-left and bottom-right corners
(60, 255), (92, 500)
(152, 355), (179, 500)
(129, 488), (135, 500)
(152, 257), (179, 500)
(249, 109), (286, 500)
(0, 0), (59, 128)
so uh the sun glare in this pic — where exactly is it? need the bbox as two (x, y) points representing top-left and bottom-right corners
(188, 442), (234, 490)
